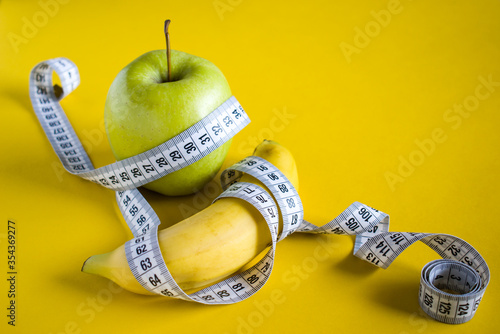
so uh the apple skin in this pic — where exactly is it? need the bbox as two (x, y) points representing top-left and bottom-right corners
(104, 50), (232, 196)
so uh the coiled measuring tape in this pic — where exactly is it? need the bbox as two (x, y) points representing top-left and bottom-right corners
(30, 59), (489, 324)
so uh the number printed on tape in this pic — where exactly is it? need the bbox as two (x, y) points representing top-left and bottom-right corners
(30, 58), (489, 323)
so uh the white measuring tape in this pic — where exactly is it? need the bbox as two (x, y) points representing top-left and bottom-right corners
(29, 57), (249, 191)
(30, 58), (489, 324)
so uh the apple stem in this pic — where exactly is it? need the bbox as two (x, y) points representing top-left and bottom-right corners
(164, 19), (172, 82)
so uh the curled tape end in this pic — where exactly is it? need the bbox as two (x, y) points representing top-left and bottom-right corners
(53, 84), (63, 99)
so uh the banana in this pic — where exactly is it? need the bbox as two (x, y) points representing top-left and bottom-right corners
(82, 140), (299, 295)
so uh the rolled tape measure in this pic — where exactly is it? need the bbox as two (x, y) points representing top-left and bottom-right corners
(30, 59), (489, 324)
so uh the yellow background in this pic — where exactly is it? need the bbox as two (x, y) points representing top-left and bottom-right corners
(1, 0), (499, 333)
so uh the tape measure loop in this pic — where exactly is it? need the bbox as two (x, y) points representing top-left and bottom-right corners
(220, 156), (304, 241)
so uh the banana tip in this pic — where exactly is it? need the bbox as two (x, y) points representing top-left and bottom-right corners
(81, 256), (91, 272)
(253, 139), (280, 154)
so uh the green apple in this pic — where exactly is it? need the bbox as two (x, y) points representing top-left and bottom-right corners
(104, 49), (232, 196)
